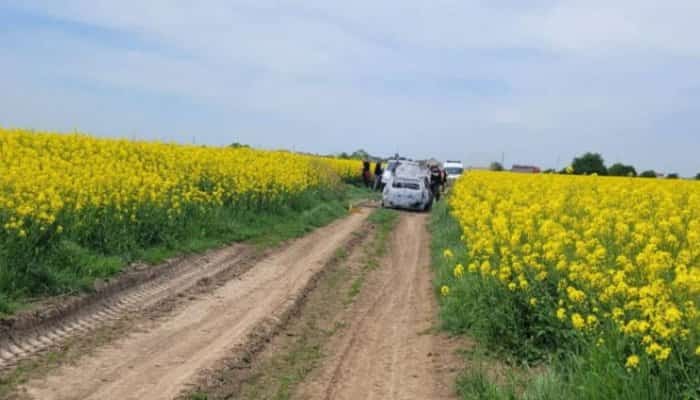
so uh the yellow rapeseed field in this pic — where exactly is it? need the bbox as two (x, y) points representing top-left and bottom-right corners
(0, 128), (361, 309)
(0, 128), (360, 237)
(447, 171), (700, 369)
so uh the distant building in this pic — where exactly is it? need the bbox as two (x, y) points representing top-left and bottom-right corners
(511, 164), (541, 173)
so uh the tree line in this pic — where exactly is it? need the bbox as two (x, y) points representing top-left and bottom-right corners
(492, 152), (700, 180)
(564, 153), (698, 180)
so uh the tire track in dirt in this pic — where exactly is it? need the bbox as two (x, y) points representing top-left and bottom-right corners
(0, 244), (255, 372)
(17, 209), (369, 400)
(295, 213), (461, 400)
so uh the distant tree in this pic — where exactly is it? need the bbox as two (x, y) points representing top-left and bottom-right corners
(543, 168), (557, 174)
(350, 149), (371, 160)
(667, 173), (679, 179)
(608, 163), (637, 177)
(571, 153), (607, 175)
(489, 161), (504, 171)
(338, 152), (350, 159)
(696, 173), (700, 180)
(229, 142), (250, 148)
(639, 170), (657, 178)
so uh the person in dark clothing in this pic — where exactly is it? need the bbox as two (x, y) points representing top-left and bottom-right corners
(429, 165), (442, 202)
(362, 160), (371, 188)
(440, 168), (447, 193)
(373, 161), (383, 191)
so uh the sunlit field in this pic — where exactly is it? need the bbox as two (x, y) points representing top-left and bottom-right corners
(0, 128), (361, 311)
(437, 171), (700, 399)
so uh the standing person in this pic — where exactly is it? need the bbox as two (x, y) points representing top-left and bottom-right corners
(373, 161), (384, 191)
(440, 167), (447, 193)
(362, 160), (371, 188)
(429, 165), (442, 202)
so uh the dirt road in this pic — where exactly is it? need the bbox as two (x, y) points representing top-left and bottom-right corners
(0, 244), (255, 372)
(18, 209), (369, 400)
(295, 213), (460, 400)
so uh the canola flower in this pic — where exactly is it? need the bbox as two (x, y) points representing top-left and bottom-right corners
(448, 171), (700, 369)
(441, 285), (450, 297)
(453, 263), (464, 279)
(0, 128), (360, 235)
(0, 127), (362, 286)
(443, 248), (454, 259)
(626, 354), (640, 370)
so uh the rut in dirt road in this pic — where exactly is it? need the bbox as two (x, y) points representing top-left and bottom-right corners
(296, 213), (459, 400)
(0, 244), (254, 372)
(17, 209), (369, 400)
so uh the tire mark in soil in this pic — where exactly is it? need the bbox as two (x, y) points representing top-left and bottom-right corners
(19, 209), (369, 400)
(0, 244), (257, 372)
(180, 212), (380, 400)
(296, 212), (462, 400)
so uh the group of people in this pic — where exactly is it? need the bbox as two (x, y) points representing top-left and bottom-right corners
(361, 160), (385, 191)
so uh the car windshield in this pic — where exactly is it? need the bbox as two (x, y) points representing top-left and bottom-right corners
(446, 167), (463, 175)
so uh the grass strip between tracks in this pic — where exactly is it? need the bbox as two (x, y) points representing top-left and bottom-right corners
(346, 207), (397, 301)
(186, 207), (398, 400)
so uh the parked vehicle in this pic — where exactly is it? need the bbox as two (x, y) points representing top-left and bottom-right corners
(443, 160), (464, 184)
(381, 161), (433, 211)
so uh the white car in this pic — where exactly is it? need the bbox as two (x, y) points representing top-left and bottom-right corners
(381, 161), (433, 211)
(443, 160), (464, 184)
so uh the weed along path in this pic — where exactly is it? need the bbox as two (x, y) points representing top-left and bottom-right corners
(17, 209), (369, 400)
(294, 212), (461, 400)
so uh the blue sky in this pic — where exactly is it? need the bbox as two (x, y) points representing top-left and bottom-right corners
(2, 1), (700, 175)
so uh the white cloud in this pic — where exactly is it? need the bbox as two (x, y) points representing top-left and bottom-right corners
(2, 0), (700, 175)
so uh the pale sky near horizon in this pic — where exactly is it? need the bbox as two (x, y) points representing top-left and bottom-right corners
(2, 1), (700, 176)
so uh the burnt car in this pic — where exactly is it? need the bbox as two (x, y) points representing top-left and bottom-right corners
(381, 162), (433, 211)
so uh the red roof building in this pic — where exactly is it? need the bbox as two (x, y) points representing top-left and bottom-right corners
(511, 165), (541, 173)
